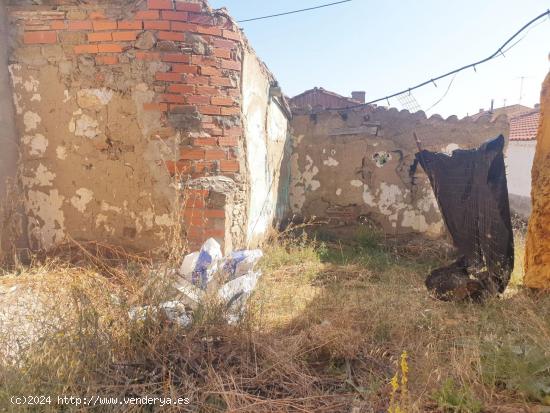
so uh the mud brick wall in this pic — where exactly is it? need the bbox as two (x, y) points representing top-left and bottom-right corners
(290, 106), (509, 237)
(7, 0), (290, 254)
(525, 73), (550, 288)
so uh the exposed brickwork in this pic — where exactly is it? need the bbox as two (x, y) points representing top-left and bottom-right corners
(10, 0), (246, 249)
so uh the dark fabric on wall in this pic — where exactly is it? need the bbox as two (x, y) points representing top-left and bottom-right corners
(416, 135), (514, 298)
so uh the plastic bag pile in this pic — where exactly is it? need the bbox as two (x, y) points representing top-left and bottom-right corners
(130, 238), (263, 326)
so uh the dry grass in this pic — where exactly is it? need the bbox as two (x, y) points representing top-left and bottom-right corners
(0, 228), (549, 412)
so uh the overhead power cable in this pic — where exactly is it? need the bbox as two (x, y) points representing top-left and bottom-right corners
(325, 9), (550, 111)
(237, 0), (352, 23)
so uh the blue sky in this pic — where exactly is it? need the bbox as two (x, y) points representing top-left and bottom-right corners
(209, 0), (550, 118)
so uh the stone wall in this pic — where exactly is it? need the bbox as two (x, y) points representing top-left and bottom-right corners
(7, 0), (290, 254)
(290, 106), (509, 237)
(525, 73), (550, 288)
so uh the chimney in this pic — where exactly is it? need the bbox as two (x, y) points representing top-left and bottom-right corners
(490, 99), (494, 112)
(352, 91), (366, 104)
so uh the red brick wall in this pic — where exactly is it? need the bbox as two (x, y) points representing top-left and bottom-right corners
(10, 0), (245, 251)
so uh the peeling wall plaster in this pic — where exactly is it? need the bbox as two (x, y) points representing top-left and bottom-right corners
(9, 44), (176, 251)
(290, 105), (509, 236)
(242, 49), (290, 245)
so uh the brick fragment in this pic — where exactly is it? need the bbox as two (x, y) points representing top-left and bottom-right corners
(68, 20), (93, 31)
(92, 20), (117, 31)
(24, 31), (57, 44)
(156, 72), (182, 82)
(221, 59), (241, 71)
(212, 38), (236, 49)
(186, 76), (210, 85)
(196, 25), (222, 36)
(136, 51), (161, 60)
(193, 137), (217, 146)
(118, 20), (143, 29)
(74, 44), (99, 54)
(220, 160), (239, 172)
(218, 136), (238, 146)
(211, 96), (234, 106)
(199, 106), (221, 115)
(143, 102), (168, 111)
(191, 55), (219, 66)
(167, 84), (195, 93)
(148, 0), (174, 9)
(180, 148), (205, 160)
(172, 64), (199, 74)
(88, 32), (112, 42)
(200, 66), (222, 76)
(97, 43), (123, 53)
(222, 29), (241, 41)
(175, 2), (202, 12)
(162, 10), (188, 20)
(144, 20), (170, 30)
(221, 107), (240, 116)
(170, 21), (197, 32)
(196, 86), (218, 95)
(161, 94), (186, 103)
(205, 149), (226, 160)
(162, 53), (190, 63)
(187, 13), (215, 25)
(205, 209), (225, 218)
(112, 31), (138, 41)
(212, 48), (231, 59)
(135, 10), (160, 20)
(210, 76), (233, 87)
(157, 31), (185, 41)
(50, 21), (66, 30)
(187, 95), (210, 105)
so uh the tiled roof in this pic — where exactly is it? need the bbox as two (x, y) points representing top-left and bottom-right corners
(469, 104), (533, 121)
(509, 110), (540, 141)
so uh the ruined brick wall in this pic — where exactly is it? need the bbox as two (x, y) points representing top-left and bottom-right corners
(525, 73), (550, 288)
(290, 107), (509, 237)
(7, 0), (290, 254)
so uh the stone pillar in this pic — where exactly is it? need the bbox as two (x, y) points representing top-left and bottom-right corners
(525, 72), (550, 288)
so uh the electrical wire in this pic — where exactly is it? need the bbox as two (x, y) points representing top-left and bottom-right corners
(425, 73), (457, 113)
(237, 0), (352, 23)
(325, 9), (550, 111)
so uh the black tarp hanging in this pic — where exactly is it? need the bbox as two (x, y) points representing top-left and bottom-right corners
(415, 135), (514, 301)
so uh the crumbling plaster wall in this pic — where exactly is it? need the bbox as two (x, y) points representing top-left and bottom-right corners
(0, 0), (25, 257)
(241, 48), (290, 247)
(8, 0), (289, 254)
(290, 107), (509, 236)
(525, 72), (550, 288)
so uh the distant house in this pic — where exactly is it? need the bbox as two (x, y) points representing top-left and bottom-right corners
(506, 108), (540, 217)
(289, 87), (366, 110)
(469, 104), (534, 121)
(467, 104), (539, 217)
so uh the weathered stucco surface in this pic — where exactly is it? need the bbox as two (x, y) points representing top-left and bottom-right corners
(10, 47), (176, 252)
(241, 48), (290, 247)
(525, 73), (550, 288)
(290, 106), (509, 236)
(7, 0), (290, 254)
